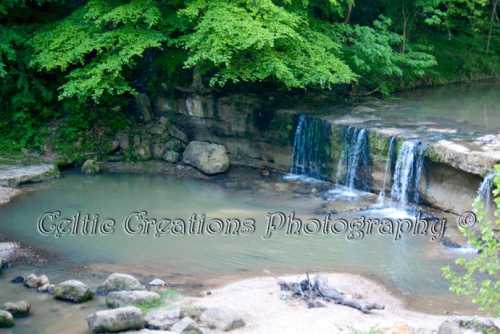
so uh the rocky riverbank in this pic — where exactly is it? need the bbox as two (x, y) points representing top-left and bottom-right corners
(1, 266), (499, 334)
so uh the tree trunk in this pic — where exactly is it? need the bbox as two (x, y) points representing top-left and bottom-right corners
(486, 0), (498, 53)
(344, 2), (353, 24)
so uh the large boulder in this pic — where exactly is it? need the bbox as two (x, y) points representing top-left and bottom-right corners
(0, 310), (14, 328)
(3, 301), (30, 317)
(106, 290), (161, 309)
(87, 306), (145, 333)
(182, 141), (230, 175)
(438, 317), (499, 334)
(199, 307), (245, 332)
(98, 273), (145, 294)
(53, 280), (94, 303)
(145, 308), (181, 330)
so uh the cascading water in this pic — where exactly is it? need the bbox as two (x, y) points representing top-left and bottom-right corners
(477, 171), (496, 213)
(289, 114), (332, 179)
(377, 136), (397, 204)
(390, 140), (425, 208)
(336, 126), (371, 191)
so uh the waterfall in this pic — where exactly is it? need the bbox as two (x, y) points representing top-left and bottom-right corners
(477, 171), (496, 213)
(390, 140), (425, 207)
(377, 136), (396, 204)
(336, 126), (371, 191)
(289, 115), (331, 179)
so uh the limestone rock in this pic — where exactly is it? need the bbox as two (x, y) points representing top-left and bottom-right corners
(169, 125), (188, 143)
(199, 307), (245, 331)
(82, 159), (101, 175)
(24, 274), (49, 289)
(3, 301), (30, 317)
(0, 164), (59, 187)
(98, 273), (145, 294)
(0, 310), (14, 328)
(87, 306), (145, 333)
(145, 308), (181, 330)
(136, 93), (153, 122)
(170, 317), (202, 334)
(182, 141), (230, 175)
(106, 290), (161, 308)
(438, 317), (499, 334)
(163, 151), (180, 163)
(53, 280), (94, 303)
(149, 278), (167, 287)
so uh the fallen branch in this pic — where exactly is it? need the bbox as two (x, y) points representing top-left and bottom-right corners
(278, 274), (384, 314)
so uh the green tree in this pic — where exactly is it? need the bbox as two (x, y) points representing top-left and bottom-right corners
(443, 165), (500, 316)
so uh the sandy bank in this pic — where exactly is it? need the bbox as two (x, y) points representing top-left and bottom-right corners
(184, 273), (498, 334)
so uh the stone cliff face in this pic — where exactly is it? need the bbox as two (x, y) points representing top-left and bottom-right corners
(171, 93), (499, 214)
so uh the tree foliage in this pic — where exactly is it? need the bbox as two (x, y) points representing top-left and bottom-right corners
(443, 165), (500, 316)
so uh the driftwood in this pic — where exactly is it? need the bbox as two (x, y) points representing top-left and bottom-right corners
(278, 274), (384, 314)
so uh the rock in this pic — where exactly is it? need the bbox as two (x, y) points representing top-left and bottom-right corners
(98, 273), (145, 294)
(3, 301), (30, 317)
(106, 290), (161, 308)
(199, 307), (245, 331)
(149, 279), (167, 287)
(82, 159), (101, 175)
(136, 93), (153, 122)
(165, 139), (185, 153)
(87, 306), (145, 333)
(11, 276), (24, 284)
(0, 187), (20, 205)
(145, 308), (181, 330)
(0, 164), (59, 187)
(169, 125), (188, 143)
(53, 280), (94, 303)
(170, 317), (202, 334)
(24, 274), (49, 289)
(182, 141), (230, 175)
(152, 143), (166, 159)
(163, 151), (180, 163)
(185, 95), (204, 118)
(38, 283), (55, 293)
(180, 306), (205, 322)
(438, 317), (499, 334)
(136, 143), (152, 161)
(118, 133), (130, 150)
(0, 310), (14, 328)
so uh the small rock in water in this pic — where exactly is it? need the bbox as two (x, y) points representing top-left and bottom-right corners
(24, 273), (49, 289)
(3, 301), (31, 317)
(0, 310), (14, 328)
(199, 307), (245, 332)
(145, 308), (181, 330)
(11, 276), (24, 284)
(170, 317), (202, 334)
(81, 159), (101, 175)
(106, 290), (160, 308)
(97, 273), (146, 294)
(87, 306), (145, 333)
(149, 278), (167, 287)
(53, 280), (94, 303)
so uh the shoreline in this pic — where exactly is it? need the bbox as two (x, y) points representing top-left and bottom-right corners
(185, 272), (500, 334)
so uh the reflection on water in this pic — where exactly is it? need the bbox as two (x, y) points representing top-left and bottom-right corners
(395, 81), (500, 131)
(0, 172), (464, 298)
